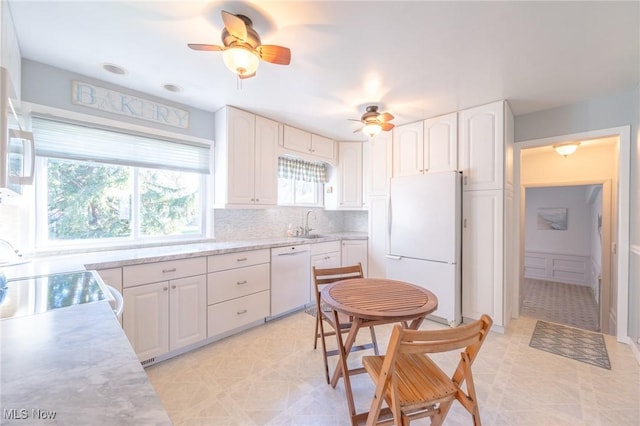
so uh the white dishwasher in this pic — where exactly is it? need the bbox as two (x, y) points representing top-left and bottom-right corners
(270, 244), (311, 318)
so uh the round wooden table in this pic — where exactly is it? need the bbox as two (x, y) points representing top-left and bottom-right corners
(320, 278), (438, 425)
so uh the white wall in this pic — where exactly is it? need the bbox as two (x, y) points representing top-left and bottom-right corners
(525, 186), (593, 255)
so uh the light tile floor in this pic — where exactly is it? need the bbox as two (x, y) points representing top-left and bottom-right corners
(146, 312), (639, 425)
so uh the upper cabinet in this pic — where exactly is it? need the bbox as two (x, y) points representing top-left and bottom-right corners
(367, 131), (392, 197)
(325, 142), (364, 210)
(392, 113), (457, 177)
(458, 101), (505, 191)
(283, 125), (335, 162)
(214, 107), (279, 207)
(424, 112), (458, 173)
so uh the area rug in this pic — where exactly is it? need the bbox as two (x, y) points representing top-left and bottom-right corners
(529, 320), (611, 370)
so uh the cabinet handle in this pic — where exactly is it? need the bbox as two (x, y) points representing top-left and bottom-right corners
(162, 268), (177, 273)
(251, 198), (255, 202)
(237, 309), (248, 315)
(236, 280), (247, 285)
(163, 287), (168, 291)
(255, 198), (259, 202)
(172, 285), (176, 289)
(237, 257), (248, 262)
(463, 218), (468, 228)
(464, 176), (468, 185)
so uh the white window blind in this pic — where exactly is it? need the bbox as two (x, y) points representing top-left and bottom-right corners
(32, 117), (210, 173)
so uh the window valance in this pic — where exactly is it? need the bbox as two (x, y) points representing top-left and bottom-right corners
(278, 156), (327, 183)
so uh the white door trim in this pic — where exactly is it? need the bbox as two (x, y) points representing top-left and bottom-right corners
(513, 125), (630, 342)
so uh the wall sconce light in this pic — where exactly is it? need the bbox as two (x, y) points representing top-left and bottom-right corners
(553, 142), (580, 157)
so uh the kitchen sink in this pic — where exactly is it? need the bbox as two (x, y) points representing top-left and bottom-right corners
(293, 234), (324, 239)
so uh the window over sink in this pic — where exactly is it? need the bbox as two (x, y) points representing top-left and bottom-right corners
(31, 117), (210, 248)
(277, 156), (325, 207)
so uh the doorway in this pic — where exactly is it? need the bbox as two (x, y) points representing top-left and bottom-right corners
(520, 184), (607, 333)
(512, 126), (631, 341)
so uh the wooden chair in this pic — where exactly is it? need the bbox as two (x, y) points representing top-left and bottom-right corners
(312, 263), (379, 384)
(362, 314), (493, 426)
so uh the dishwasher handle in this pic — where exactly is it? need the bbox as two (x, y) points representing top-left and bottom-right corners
(276, 251), (308, 256)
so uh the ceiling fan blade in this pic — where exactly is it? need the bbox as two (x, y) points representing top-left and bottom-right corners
(188, 43), (224, 51)
(378, 112), (395, 122)
(257, 45), (291, 65)
(238, 71), (256, 80)
(381, 122), (395, 131)
(221, 10), (247, 42)
(353, 127), (363, 133)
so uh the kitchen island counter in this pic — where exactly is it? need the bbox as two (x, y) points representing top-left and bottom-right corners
(0, 301), (171, 425)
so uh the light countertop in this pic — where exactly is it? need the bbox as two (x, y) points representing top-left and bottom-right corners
(0, 301), (172, 425)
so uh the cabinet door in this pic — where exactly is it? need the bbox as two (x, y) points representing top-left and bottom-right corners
(341, 240), (368, 277)
(462, 190), (503, 326)
(392, 121), (424, 177)
(123, 282), (169, 362)
(338, 142), (363, 208)
(424, 112), (457, 173)
(283, 125), (311, 154)
(458, 101), (504, 190)
(367, 196), (388, 278)
(310, 251), (341, 303)
(311, 134), (335, 160)
(368, 131), (392, 196)
(169, 275), (207, 351)
(254, 116), (279, 205)
(227, 108), (257, 204)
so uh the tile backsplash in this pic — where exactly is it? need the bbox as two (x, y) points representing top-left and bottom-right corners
(213, 208), (368, 241)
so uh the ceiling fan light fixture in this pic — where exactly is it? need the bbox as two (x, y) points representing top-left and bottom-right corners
(223, 46), (259, 77)
(363, 123), (382, 137)
(553, 142), (580, 157)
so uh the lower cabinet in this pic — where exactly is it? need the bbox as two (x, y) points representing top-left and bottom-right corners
(206, 249), (271, 338)
(341, 239), (368, 276)
(310, 241), (342, 304)
(123, 274), (207, 362)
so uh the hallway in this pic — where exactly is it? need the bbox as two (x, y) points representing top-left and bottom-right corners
(521, 278), (600, 332)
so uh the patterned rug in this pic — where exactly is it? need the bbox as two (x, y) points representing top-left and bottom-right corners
(529, 320), (611, 369)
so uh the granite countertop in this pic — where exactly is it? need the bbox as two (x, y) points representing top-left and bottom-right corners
(3, 232), (368, 280)
(0, 302), (172, 425)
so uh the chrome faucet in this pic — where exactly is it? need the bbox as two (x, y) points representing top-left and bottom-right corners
(304, 210), (314, 236)
(0, 238), (21, 259)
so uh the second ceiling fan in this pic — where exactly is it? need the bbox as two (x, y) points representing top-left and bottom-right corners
(188, 10), (291, 79)
(351, 105), (395, 137)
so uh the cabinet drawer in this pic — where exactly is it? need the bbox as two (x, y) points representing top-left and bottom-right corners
(207, 290), (270, 337)
(123, 257), (206, 288)
(311, 241), (341, 255)
(207, 249), (270, 272)
(207, 263), (270, 304)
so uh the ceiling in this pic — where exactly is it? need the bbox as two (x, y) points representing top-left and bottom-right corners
(7, 1), (640, 141)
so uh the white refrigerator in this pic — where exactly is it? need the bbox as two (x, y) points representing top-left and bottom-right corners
(386, 171), (462, 326)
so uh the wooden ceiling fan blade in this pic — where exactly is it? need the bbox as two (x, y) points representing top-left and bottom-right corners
(258, 45), (291, 65)
(353, 127), (363, 133)
(221, 10), (248, 42)
(381, 122), (395, 131)
(378, 112), (394, 122)
(188, 43), (224, 51)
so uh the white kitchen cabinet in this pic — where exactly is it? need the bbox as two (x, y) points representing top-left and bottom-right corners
(392, 121), (424, 177)
(367, 196), (388, 278)
(214, 106), (279, 207)
(393, 113), (457, 177)
(423, 112), (458, 173)
(310, 241), (342, 303)
(283, 125), (335, 161)
(458, 101), (504, 191)
(367, 131), (392, 197)
(341, 239), (368, 277)
(462, 190), (504, 326)
(122, 257), (207, 362)
(326, 142), (364, 210)
(207, 249), (270, 338)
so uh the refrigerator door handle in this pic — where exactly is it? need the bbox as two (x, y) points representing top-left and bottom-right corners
(385, 255), (402, 260)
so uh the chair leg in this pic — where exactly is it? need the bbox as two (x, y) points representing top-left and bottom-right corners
(369, 326), (379, 356)
(314, 312), (320, 349)
(318, 316), (331, 384)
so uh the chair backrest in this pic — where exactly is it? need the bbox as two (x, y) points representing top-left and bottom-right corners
(312, 263), (364, 296)
(385, 314), (493, 378)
